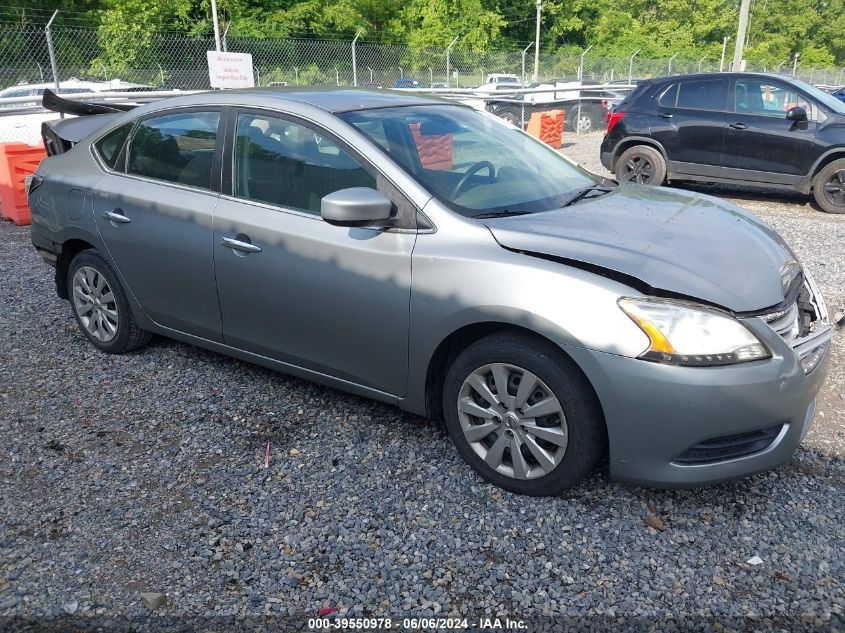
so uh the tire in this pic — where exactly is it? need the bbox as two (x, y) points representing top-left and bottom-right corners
(499, 111), (522, 128)
(812, 158), (845, 214)
(442, 333), (605, 496)
(67, 249), (152, 354)
(614, 145), (667, 185)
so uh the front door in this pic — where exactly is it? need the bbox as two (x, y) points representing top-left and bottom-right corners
(650, 76), (729, 177)
(212, 110), (415, 395)
(720, 77), (819, 182)
(93, 109), (224, 341)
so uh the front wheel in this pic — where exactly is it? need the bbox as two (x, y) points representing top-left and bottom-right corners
(614, 145), (667, 185)
(812, 158), (845, 214)
(442, 333), (605, 496)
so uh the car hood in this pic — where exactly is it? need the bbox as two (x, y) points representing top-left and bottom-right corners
(483, 185), (796, 312)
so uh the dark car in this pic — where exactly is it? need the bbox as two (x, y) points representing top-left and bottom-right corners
(600, 72), (845, 214)
(831, 87), (845, 104)
(393, 78), (420, 89)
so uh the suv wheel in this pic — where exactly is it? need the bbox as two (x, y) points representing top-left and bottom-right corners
(442, 333), (604, 496)
(67, 250), (152, 354)
(812, 158), (845, 214)
(615, 145), (666, 185)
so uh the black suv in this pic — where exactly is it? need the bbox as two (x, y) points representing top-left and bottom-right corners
(600, 72), (845, 214)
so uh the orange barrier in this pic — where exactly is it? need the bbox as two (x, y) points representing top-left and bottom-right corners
(409, 123), (453, 170)
(0, 142), (46, 226)
(526, 109), (565, 149)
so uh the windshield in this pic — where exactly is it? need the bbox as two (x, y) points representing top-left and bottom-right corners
(340, 105), (596, 216)
(790, 78), (845, 114)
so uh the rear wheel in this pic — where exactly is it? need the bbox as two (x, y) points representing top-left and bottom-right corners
(67, 250), (152, 354)
(812, 158), (845, 214)
(615, 145), (667, 185)
(442, 333), (604, 496)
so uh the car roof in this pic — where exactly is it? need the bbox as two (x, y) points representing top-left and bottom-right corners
(646, 72), (807, 86)
(127, 87), (451, 117)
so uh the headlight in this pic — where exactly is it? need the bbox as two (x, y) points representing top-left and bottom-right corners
(618, 298), (771, 366)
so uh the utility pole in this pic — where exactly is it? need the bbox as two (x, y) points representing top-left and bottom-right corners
(532, 0), (542, 83)
(210, 0), (221, 51)
(732, 0), (751, 72)
(719, 36), (727, 71)
(792, 52), (799, 77)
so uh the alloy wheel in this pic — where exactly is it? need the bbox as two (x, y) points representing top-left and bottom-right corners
(822, 169), (845, 210)
(577, 115), (592, 133)
(72, 265), (119, 342)
(620, 155), (654, 184)
(457, 363), (568, 480)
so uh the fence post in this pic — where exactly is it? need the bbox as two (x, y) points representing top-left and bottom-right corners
(351, 30), (361, 87)
(628, 50), (639, 84)
(521, 42), (533, 86)
(578, 45), (592, 82)
(45, 10), (60, 91)
(667, 52), (678, 76)
(445, 36), (458, 88)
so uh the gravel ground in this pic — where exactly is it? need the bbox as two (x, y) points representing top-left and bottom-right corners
(1, 133), (845, 631)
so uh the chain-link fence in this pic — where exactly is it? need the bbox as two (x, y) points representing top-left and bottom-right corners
(0, 23), (843, 144)
(3, 24), (843, 92)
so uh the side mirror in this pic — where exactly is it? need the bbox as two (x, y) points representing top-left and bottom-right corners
(786, 106), (807, 122)
(321, 187), (393, 227)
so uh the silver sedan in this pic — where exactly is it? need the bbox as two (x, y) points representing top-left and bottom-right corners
(29, 88), (834, 495)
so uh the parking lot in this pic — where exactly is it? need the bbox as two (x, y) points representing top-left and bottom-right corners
(1, 131), (844, 628)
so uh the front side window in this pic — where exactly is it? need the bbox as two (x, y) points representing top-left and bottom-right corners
(127, 111), (220, 189)
(676, 79), (727, 111)
(233, 113), (376, 214)
(94, 122), (133, 170)
(341, 105), (595, 216)
(734, 79), (819, 119)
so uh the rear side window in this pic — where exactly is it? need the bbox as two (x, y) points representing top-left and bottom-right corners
(657, 83), (678, 107)
(127, 111), (220, 189)
(677, 79), (727, 111)
(94, 123), (132, 170)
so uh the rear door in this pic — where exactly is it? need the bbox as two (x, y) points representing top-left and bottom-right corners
(720, 77), (819, 182)
(649, 77), (729, 177)
(93, 108), (225, 341)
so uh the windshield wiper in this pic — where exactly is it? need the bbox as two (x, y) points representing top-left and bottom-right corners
(560, 185), (614, 207)
(474, 209), (534, 219)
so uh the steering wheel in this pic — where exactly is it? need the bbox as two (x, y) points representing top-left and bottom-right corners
(450, 161), (496, 198)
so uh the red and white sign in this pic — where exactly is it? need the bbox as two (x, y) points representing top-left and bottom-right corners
(207, 51), (255, 89)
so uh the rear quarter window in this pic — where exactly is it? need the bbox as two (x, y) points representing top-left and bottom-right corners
(657, 83), (678, 107)
(94, 122), (133, 170)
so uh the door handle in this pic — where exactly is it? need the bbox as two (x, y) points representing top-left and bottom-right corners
(220, 236), (262, 254)
(102, 209), (131, 224)
(658, 112), (673, 119)
(729, 122), (748, 130)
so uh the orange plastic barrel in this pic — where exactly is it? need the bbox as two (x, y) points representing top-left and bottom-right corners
(0, 142), (46, 226)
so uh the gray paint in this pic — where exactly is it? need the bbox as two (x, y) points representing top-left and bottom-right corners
(29, 88), (833, 488)
(483, 184), (795, 312)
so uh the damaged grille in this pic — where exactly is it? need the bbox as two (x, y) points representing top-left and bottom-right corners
(760, 272), (833, 374)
